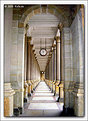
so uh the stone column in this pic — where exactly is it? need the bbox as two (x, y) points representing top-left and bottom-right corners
(58, 23), (64, 102)
(51, 48), (54, 92)
(47, 62), (49, 80)
(51, 51), (53, 81)
(53, 45), (56, 94)
(32, 52), (34, 80)
(45, 63), (49, 80)
(30, 45), (33, 80)
(4, 7), (15, 116)
(54, 46), (56, 81)
(71, 7), (84, 116)
(56, 36), (60, 82)
(11, 20), (25, 115)
(50, 56), (52, 89)
(15, 27), (25, 114)
(30, 45), (34, 93)
(55, 36), (60, 96)
(26, 37), (32, 96)
(35, 58), (37, 80)
(47, 65), (49, 80)
(24, 33), (27, 83)
(63, 27), (73, 115)
(48, 60), (50, 80)
(26, 36), (31, 79)
(24, 33), (28, 103)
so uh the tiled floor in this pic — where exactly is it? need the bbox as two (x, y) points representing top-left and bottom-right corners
(20, 81), (64, 117)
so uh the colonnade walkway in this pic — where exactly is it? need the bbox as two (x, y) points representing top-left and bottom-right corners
(20, 81), (63, 117)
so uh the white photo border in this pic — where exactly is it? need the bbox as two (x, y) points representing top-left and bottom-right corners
(0, 0), (88, 121)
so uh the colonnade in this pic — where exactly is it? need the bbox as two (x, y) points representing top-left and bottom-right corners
(24, 34), (41, 103)
(4, 8), (40, 116)
(45, 24), (64, 102)
(45, 6), (84, 116)
(4, 5), (84, 117)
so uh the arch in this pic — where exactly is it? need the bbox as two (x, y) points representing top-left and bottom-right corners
(20, 5), (67, 27)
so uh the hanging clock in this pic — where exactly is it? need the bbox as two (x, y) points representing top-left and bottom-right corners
(39, 48), (47, 56)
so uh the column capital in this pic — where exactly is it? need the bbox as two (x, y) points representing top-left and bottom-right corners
(25, 24), (29, 30)
(25, 24), (29, 34)
(31, 45), (34, 49)
(33, 50), (35, 53)
(53, 38), (56, 47)
(56, 36), (60, 43)
(52, 42), (56, 48)
(27, 36), (32, 43)
(34, 53), (36, 56)
(58, 23), (63, 31)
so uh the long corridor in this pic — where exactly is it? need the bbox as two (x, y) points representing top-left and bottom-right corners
(20, 81), (63, 117)
(4, 4), (85, 118)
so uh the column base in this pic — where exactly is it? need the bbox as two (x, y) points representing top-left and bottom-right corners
(28, 93), (31, 97)
(24, 98), (27, 103)
(13, 89), (24, 113)
(33, 88), (35, 91)
(13, 108), (20, 116)
(63, 106), (75, 116)
(18, 107), (23, 114)
(58, 98), (64, 103)
(56, 97), (59, 102)
(14, 107), (23, 116)
(73, 83), (84, 116)
(54, 93), (58, 96)
(54, 92), (56, 96)
(4, 83), (15, 116)
(54, 94), (59, 101)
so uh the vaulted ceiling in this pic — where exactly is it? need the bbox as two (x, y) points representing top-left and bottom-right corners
(27, 13), (59, 71)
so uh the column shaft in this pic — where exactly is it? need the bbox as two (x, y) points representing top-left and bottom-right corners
(4, 7), (15, 116)
(56, 37), (60, 81)
(26, 37), (31, 80)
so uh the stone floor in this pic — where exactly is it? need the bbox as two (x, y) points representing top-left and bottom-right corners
(20, 81), (64, 117)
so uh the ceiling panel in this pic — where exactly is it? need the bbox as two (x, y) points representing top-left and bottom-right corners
(27, 13), (58, 71)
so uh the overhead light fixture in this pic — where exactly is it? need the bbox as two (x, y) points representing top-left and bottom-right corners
(39, 38), (47, 56)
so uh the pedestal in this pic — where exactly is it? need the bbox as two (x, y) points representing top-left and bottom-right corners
(4, 83), (15, 116)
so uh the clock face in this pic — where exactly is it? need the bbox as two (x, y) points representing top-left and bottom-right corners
(39, 48), (47, 56)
